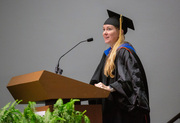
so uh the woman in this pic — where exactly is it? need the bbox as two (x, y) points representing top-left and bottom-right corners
(89, 10), (150, 123)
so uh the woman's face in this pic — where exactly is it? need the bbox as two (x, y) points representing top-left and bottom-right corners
(103, 24), (119, 47)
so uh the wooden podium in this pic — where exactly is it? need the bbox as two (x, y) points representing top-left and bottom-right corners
(7, 70), (110, 123)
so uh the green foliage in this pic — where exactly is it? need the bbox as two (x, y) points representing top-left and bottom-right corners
(0, 99), (90, 123)
(0, 100), (22, 123)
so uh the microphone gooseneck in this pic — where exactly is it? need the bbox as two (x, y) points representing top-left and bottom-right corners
(55, 38), (93, 74)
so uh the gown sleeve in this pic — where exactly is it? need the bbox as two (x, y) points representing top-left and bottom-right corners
(90, 53), (106, 85)
(110, 48), (150, 113)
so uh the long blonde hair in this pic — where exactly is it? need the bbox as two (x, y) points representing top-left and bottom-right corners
(104, 15), (125, 78)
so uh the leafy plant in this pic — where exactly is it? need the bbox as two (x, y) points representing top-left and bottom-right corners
(0, 100), (22, 123)
(0, 99), (90, 123)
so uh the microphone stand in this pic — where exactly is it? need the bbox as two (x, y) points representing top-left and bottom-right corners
(55, 38), (93, 75)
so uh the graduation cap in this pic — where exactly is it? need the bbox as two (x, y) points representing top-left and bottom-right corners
(104, 9), (135, 35)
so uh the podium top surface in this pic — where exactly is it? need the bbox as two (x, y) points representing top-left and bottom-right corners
(7, 70), (110, 103)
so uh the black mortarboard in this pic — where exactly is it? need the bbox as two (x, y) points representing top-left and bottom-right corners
(104, 9), (135, 35)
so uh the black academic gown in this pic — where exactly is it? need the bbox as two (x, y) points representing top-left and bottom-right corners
(89, 47), (150, 123)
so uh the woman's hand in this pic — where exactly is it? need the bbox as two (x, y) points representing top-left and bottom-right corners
(94, 82), (112, 91)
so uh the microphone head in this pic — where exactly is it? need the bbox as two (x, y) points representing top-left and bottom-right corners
(87, 38), (93, 42)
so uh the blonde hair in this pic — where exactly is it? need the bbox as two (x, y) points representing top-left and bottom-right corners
(104, 15), (125, 78)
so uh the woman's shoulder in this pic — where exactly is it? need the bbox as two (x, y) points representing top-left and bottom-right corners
(117, 45), (133, 56)
(118, 42), (136, 53)
(116, 44), (137, 61)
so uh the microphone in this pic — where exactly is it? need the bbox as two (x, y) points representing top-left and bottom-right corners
(87, 38), (93, 42)
(55, 38), (93, 74)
